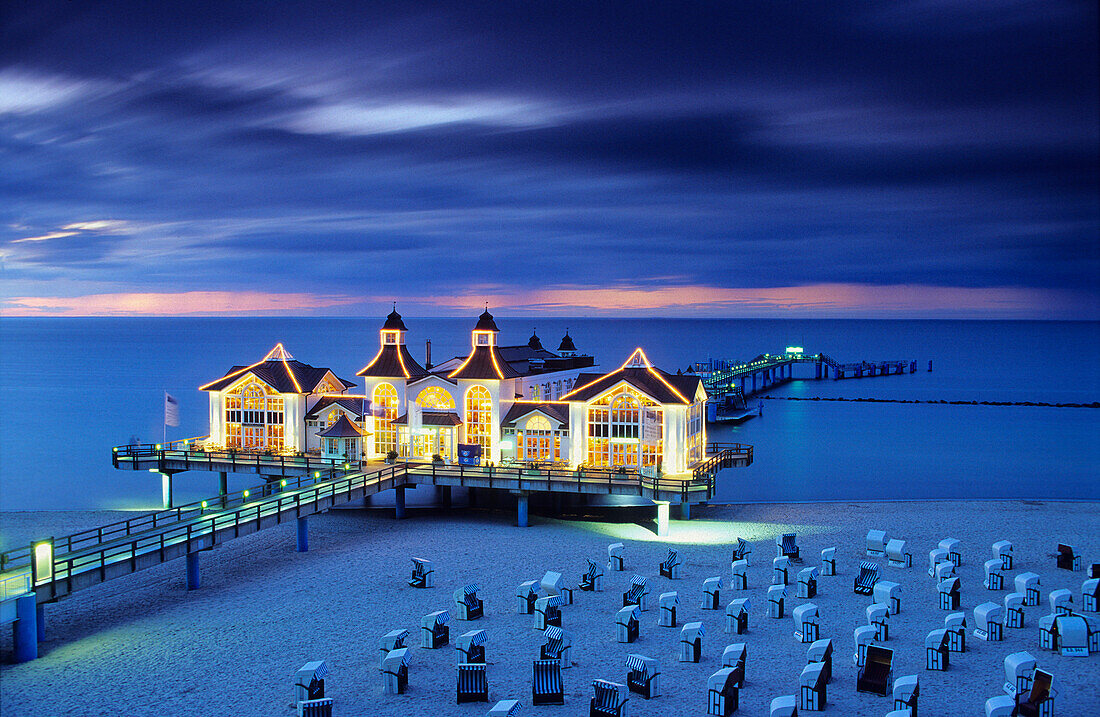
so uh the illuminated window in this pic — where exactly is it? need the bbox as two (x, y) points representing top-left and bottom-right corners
(687, 401), (704, 464)
(518, 414), (557, 461)
(586, 388), (662, 468)
(225, 381), (282, 449)
(464, 385), (492, 450)
(416, 386), (455, 410)
(315, 379), (338, 394)
(373, 383), (398, 454)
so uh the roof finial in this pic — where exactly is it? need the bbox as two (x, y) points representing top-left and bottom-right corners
(393, 301), (396, 311)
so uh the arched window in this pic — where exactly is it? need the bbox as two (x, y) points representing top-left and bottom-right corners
(416, 386), (455, 410)
(224, 381), (282, 449)
(373, 383), (398, 454)
(518, 414), (557, 462)
(326, 409), (342, 427)
(464, 385), (492, 450)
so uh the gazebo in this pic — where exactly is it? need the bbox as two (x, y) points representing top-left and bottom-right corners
(317, 414), (370, 461)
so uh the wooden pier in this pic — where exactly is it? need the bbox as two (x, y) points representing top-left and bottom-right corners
(699, 350), (920, 399)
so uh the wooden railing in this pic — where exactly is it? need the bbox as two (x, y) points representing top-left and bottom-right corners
(113, 443), (345, 473)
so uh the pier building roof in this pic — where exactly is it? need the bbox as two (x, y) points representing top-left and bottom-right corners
(201, 344), (355, 394)
(500, 402), (570, 428)
(562, 348), (702, 405)
(305, 396), (368, 420)
(317, 414), (369, 438)
(357, 309), (430, 379)
(392, 411), (464, 427)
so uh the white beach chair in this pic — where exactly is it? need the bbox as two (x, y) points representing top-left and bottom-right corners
(722, 642), (747, 676)
(1003, 651), (1037, 700)
(1083, 577), (1100, 612)
(517, 580), (541, 614)
(295, 661), (329, 706)
(867, 603), (890, 641)
(1016, 572), (1041, 606)
(622, 574), (649, 611)
(608, 542), (625, 571)
(934, 560), (955, 582)
(702, 576), (722, 609)
(616, 605), (640, 643)
(1005, 592), (1026, 628)
(925, 629), (949, 670)
(974, 602), (1004, 641)
(733, 537), (753, 566)
(767, 584), (786, 619)
(379, 629), (409, 668)
(422, 610), (450, 648)
(541, 570), (573, 606)
(487, 700), (520, 717)
(985, 695), (1017, 717)
(773, 555), (790, 586)
(1048, 588), (1073, 616)
(580, 558), (603, 592)
(866, 529), (888, 558)
(807, 638), (832, 683)
(885, 708), (911, 717)
(799, 662), (826, 711)
(797, 566), (818, 599)
(1038, 614), (1057, 651)
(770, 695), (798, 717)
(534, 595), (563, 631)
(985, 559), (1006, 590)
(679, 621), (705, 663)
(892, 674), (918, 715)
(381, 647), (411, 695)
(731, 559), (748, 591)
(944, 611), (966, 652)
(457, 629), (487, 664)
(853, 625), (876, 666)
(821, 547), (836, 576)
(707, 667), (739, 716)
(886, 539), (912, 569)
(625, 653), (660, 699)
(938, 576), (961, 610)
(939, 537), (962, 567)
(928, 548), (949, 577)
(725, 597), (750, 635)
(992, 540), (1014, 571)
(792, 602), (820, 644)
(874, 580), (902, 615)
(539, 625), (572, 668)
(660, 548), (682, 579)
(1054, 614), (1089, 656)
(409, 557), (434, 588)
(658, 591), (679, 628)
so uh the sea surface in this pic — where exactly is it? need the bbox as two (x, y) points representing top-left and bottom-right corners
(0, 318), (1097, 511)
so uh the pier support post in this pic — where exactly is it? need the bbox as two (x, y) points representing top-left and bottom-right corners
(516, 492), (530, 527)
(161, 472), (173, 509)
(35, 603), (45, 643)
(436, 485), (451, 508)
(219, 472), (228, 507)
(752, 373), (757, 393)
(394, 486), (406, 520)
(186, 551), (200, 590)
(680, 502), (691, 520)
(13, 594), (37, 662)
(655, 502), (670, 537)
(296, 517), (308, 552)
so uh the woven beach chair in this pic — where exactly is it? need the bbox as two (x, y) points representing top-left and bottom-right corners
(623, 574), (649, 611)
(799, 661), (826, 710)
(886, 539), (912, 569)
(866, 529), (888, 558)
(797, 566), (818, 599)
(702, 576), (721, 609)
(580, 558), (603, 592)
(625, 653), (660, 699)
(608, 543), (625, 571)
(874, 580), (901, 615)
(974, 602), (1004, 642)
(733, 537), (753, 566)
(382, 647), (411, 695)
(421, 610), (450, 648)
(456, 662), (488, 703)
(379, 629), (409, 668)
(658, 591), (678, 627)
(616, 605), (639, 643)
(408, 557), (433, 588)
(821, 546), (836, 576)
(454, 584), (484, 620)
(892, 675), (918, 715)
(589, 679), (628, 717)
(856, 644), (893, 696)
(539, 625), (572, 669)
(679, 621), (705, 663)
(807, 638), (832, 683)
(517, 580), (540, 614)
(992, 540), (1014, 570)
(777, 533), (800, 562)
(722, 643), (746, 685)
(660, 548), (682, 579)
(534, 595), (563, 630)
(944, 611), (966, 652)
(854, 560), (879, 595)
(1056, 543), (1081, 571)
(725, 597), (750, 635)
(707, 667), (739, 716)
(456, 629), (487, 664)
(792, 602), (820, 644)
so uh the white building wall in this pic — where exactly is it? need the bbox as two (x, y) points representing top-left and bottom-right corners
(208, 391), (223, 445)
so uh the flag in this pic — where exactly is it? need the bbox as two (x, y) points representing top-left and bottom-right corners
(164, 393), (180, 427)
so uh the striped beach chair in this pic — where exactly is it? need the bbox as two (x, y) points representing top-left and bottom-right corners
(456, 662), (488, 703)
(421, 610), (450, 648)
(660, 548), (682, 579)
(456, 629), (487, 664)
(294, 661), (328, 705)
(854, 560), (879, 595)
(625, 653), (660, 699)
(733, 537), (753, 566)
(408, 557), (433, 588)
(589, 679), (628, 717)
(534, 595), (563, 630)
(580, 558), (603, 592)
(454, 584), (484, 620)
(623, 574), (649, 611)
(379, 628), (409, 668)
(777, 533), (800, 562)
(532, 659), (564, 705)
(540, 625), (572, 669)
(297, 698), (333, 717)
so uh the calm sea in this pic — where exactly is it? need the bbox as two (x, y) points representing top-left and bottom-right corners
(0, 318), (1096, 510)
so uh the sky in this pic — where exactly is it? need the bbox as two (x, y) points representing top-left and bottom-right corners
(1, 0), (1097, 318)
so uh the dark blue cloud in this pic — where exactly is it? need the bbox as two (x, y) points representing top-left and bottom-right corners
(1, 0), (1097, 315)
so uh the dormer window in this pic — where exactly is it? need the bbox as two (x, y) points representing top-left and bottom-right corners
(477, 333), (488, 345)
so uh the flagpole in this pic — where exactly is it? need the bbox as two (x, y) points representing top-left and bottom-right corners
(163, 390), (167, 446)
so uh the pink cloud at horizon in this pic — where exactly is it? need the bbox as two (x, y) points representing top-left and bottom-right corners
(2, 283), (1095, 318)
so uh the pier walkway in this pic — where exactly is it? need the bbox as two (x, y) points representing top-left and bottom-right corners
(700, 351), (919, 398)
(1, 442), (749, 660)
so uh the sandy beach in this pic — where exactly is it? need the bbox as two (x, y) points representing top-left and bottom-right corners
(2, 500), (1098, 716)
